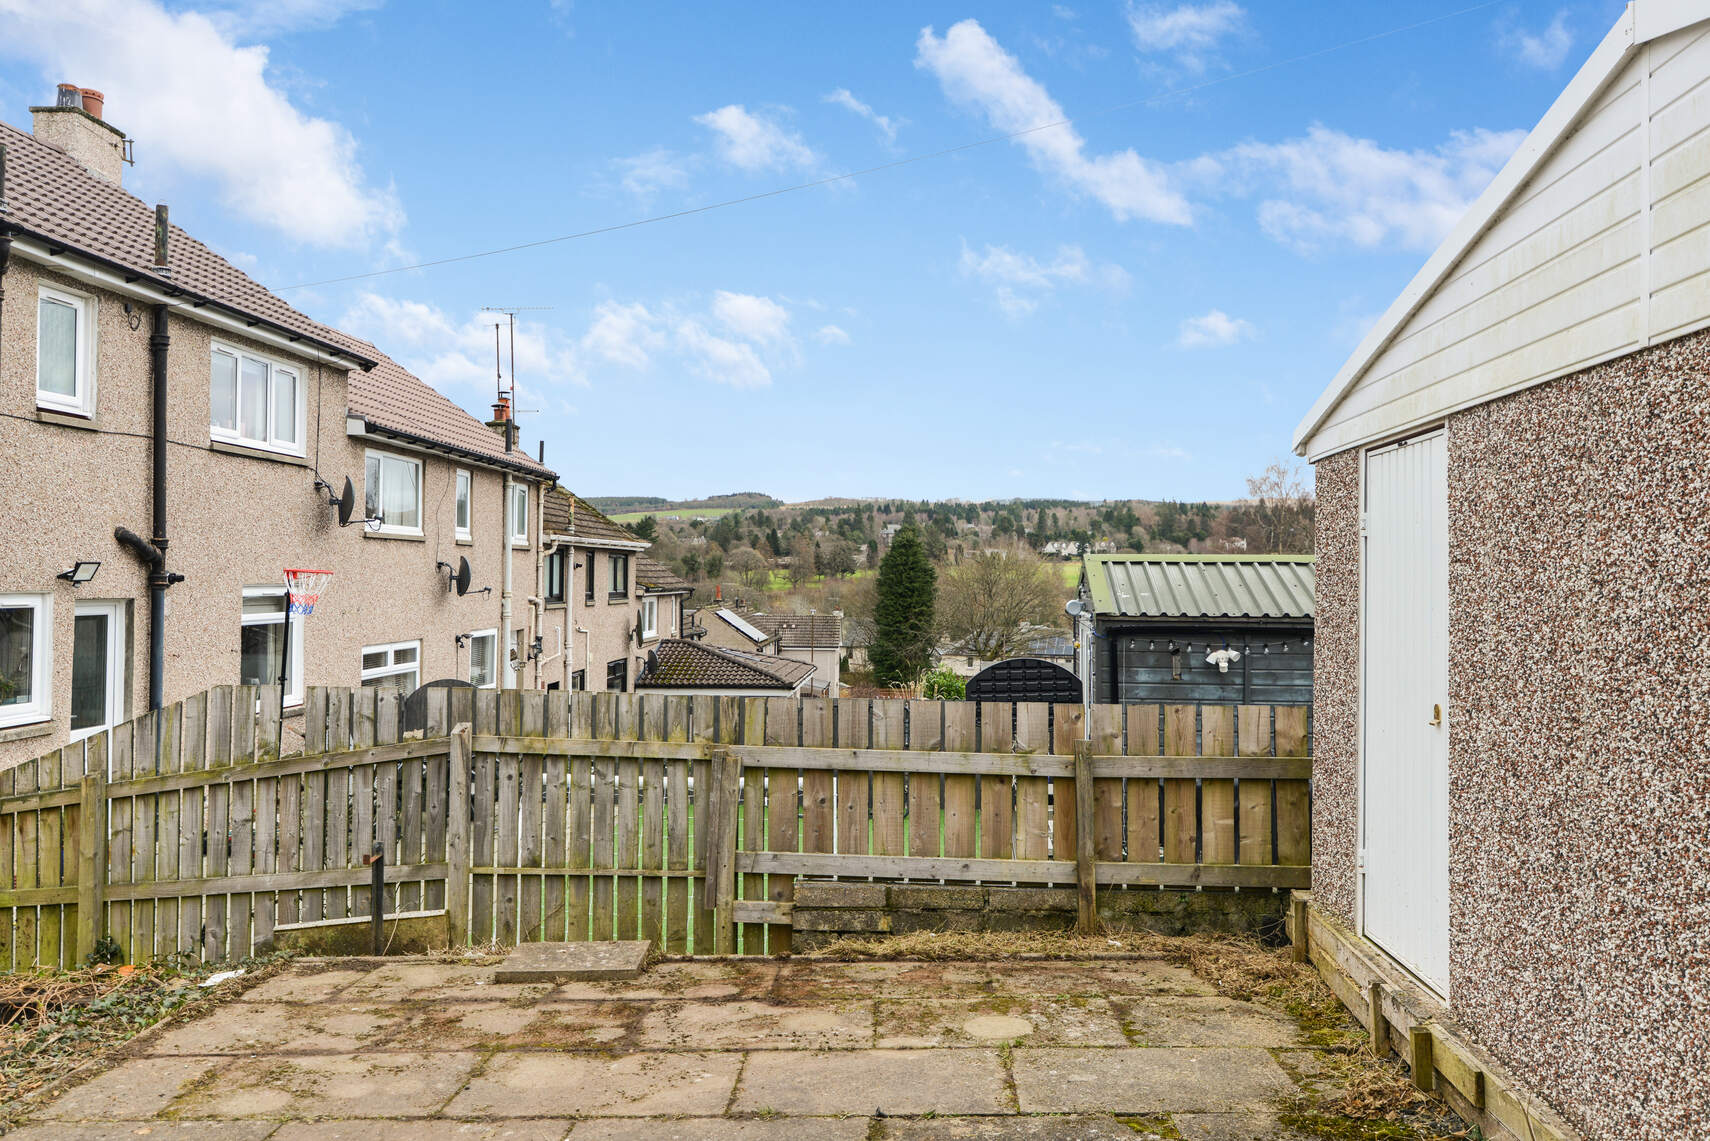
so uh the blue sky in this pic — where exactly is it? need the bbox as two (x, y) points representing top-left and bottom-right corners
(0, 0), (1622, 501)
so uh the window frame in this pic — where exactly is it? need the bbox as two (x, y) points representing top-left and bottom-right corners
(454, 469), (473, 542)
(36, 285), (95, 417)
(608, 553), (630, 600)
(510, 482), (529, 547)
(70, 599), (127, 742)
(364, 448), (425, 537)
(359, 639), (421, 692)
(585, 552), (596, 605)
(239, 585), (304, 708)
(209, 340), (304, 457)
(605, 657), (628, 692)
(0, 593), (52, 728)
(641, 596), (658, 641)
(467, 628), (498, 689)
(544, 548), (567, 605)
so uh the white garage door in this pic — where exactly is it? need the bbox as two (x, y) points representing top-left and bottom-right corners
(1362, 430), (1450, 996)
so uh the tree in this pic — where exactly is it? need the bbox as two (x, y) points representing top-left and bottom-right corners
(937, 551), (1065, 661)
(1242, 461), (1316, 553)
(680, 551), (702, 580)
(629, 515), (658, 542)
(788, 532), (817, 586)
(704, 549), (724, 580)
(870, 525), (937, 685)
(820, 539), (859, 577)
(728, 547), (771, 590)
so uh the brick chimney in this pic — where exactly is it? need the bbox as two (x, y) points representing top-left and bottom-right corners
(31, 84), (127, 186)
(486, 394), (515, 450)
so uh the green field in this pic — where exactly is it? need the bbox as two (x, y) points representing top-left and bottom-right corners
(1060, 563), (1082, 588)
(610, 507), (738, 524)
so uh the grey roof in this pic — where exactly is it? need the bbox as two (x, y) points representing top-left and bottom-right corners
(747, 613), (842, 648)
(1084, 555), (1315, 621)
(714, 608), (772, 646)
(636, 639), (815, 691)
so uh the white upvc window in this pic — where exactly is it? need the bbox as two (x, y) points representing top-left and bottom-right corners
(510, 482), (529, 547)
(71, 599), (128, 741)
(37, 285), (95, 416)
(455, 469), (473, 541)
(641, 596), (658, 640)
(209, 342), (303, 455)
(468, 628), (497, 688)
(0, 594), (52, 728)
(360, 640), (420, 693)
(364, 449), (423, 536)
(239, 586), (304, 708)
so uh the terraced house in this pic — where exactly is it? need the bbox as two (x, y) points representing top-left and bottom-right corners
(0, 87), (555, 770)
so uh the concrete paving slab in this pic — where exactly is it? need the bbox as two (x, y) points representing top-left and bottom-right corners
(445, 1051), (742, 1117)
(876, 997), (1129, 1048)
(273, 1121), (574, 1140)
(774, 961), (962, 1002)
(942, 962), (1216, 997)
(638, 998), (873, 1049)
(881, 1117), (1155, 1140)
(168, 1051), (483, 1119)
(142, 1001), (406, 1055)
(239, 966), (370, 1002)
(3, 1123), (275, 1140)
(546, 961), (778, 1002)
(568, 1119), (871, 1140)
(1111, 997), (1302, 1048)
(341, 963), (552, 1002)
(733, 1049), (1008, 1116)
(385, 1000), (644, 1051)
(1175, 1110), (1305, 1140)
(37, 1057), (228, 1121)
(494, 940), (651, 983)
(1012, 1047), (1295, 1114)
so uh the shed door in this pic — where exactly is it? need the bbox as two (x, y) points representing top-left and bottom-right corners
(1361, 431), (1449, 996)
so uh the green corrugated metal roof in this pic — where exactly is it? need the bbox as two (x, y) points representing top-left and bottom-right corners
(1083, 554), (1315, 620)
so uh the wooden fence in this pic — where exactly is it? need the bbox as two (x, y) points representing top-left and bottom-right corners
(0, 686), (1310, 968)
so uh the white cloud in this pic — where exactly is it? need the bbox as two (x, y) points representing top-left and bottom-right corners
(612, 147), (690, 203)
(814, 324), (851, 346)
(959, 241), (1129, 318)
(824, 87), (898, 143)
(915, 19), (1190, 225)
(582, 301), (665, 370)
(1196, 124), (1525, 252)
(1126, 1), (1245, 71)
(693, 104), (818, 172)
(676, 320), (772, 388)
(340, 293), (584, 395)
(0, 0), (402, 248)
(1501, 12), (1573, 70)
(712, 291), (792, 346)
(1176, 309), (1254, 348)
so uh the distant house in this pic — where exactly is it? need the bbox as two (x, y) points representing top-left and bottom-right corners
(841, 616), (876, 671)
(692, 607), (779, 656)
(539, 491), (649, 691)
(937, 626), (1075, 679)
(747, 612), (842, 694)
(1078, 554), (1315, 705)
(635, 638), (815, 697)
(1041, 540), (1082, 558)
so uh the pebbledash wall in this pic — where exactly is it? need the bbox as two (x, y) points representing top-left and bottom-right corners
(1311, 328), (1710, 1139)
(0, 256), (546, 770)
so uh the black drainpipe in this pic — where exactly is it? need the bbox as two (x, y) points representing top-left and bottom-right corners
(114, 301), (182, 712)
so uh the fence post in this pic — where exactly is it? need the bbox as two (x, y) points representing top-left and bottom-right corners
(1073, 741), (1098, 934)
(445, 724), (472, 948)
(707, 747), (740, 955)
(75, 772), (107, 965)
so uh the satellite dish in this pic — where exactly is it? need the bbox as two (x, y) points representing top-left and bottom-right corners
(1065, 599), (1084, 618)
(336, 476), (356, 527)
(454, 557), (472, 596)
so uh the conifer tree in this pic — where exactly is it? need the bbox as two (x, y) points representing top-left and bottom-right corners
(871, 524), (937, 685)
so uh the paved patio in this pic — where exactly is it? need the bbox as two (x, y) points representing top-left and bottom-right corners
(11, 955), (1359, 1139)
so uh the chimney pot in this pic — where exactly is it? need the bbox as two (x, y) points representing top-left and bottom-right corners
(80, 89), (104, 120)
(55, 83), (80, 109)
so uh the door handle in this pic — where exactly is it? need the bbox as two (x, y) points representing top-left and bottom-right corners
(1428, 703), (1442, 727)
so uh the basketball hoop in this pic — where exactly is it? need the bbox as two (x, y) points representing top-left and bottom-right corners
(284, 568), (333, 617)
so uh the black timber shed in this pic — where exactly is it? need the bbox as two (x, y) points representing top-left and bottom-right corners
(1078, 554), (1315, 705)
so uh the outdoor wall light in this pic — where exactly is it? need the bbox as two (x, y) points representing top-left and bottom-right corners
(57, 560), (101, 585)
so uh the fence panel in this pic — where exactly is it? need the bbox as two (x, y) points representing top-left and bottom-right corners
(2, 689), (1311, 967)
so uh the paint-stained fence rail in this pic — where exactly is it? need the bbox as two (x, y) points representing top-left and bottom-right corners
(0, 687), (1310, 967)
